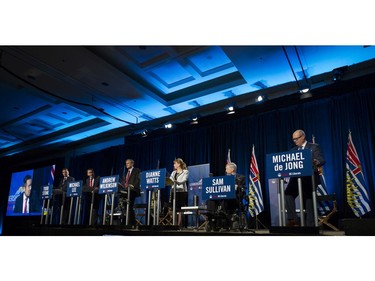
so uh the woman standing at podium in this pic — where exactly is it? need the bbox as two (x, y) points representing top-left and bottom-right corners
(169, 158), (189, 228)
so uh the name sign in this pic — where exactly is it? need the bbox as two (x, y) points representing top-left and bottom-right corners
(98, 175), (119, 194)
(41, 184), (53, 200)
(202, 175), (235, 201)
(266, 149), (313, 179)
(141, 168), (166, 190)
(67, 181), (83, 197)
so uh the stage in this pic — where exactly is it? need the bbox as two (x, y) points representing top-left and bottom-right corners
(2, 223), (345, 236)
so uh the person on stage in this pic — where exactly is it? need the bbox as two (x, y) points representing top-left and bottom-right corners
(118, 159), (141, 227)
(82, 168), (100, 225)
(169, 158), (189, 228)
(206, 162), (245, 231)
(52, 168), (75, 224)
(284, 129), (326, 227)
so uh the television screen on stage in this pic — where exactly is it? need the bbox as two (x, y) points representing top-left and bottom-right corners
(6, 164), (56, 216)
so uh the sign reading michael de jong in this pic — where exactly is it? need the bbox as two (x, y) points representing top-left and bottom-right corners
(266, 149), (312, 179)
(202, 175), (235, 201)
(141, 168), (166, 190)
(98, 175), (119, 194)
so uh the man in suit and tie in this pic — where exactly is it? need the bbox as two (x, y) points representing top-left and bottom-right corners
(52, 168), (75, 224)
(82, 168), (101, 225)
(14, 175), (38, 213)
(119, 159), (141, 227)
(284, 129), (326, 227)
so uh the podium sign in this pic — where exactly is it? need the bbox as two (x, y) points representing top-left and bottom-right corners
(266, 149), (313, 179)
(98, 175), (119, 194)
(201, 175), (235, 201)
(141, 168), (166, 189)
(41, 184), (53, 200)
(67, 181), (83, 197)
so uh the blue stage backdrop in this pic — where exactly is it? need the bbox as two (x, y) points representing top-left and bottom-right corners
(65, 87), (375, 224)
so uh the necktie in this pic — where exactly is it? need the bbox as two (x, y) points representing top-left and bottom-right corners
(125, 170), (131, 186)
(90, 178), (93, 188)
(23, 197), (28, 213)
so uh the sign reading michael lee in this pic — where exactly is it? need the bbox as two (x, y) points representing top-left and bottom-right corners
(141, 168), (166, 190)
(98, 175), (119, 194)
(266, 150), (312, 179)
(67, 181), (83, 197)
(202, 175), (235, 201)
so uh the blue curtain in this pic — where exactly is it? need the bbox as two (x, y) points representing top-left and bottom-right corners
(68, 88), (375, 223)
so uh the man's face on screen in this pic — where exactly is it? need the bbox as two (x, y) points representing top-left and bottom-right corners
(24, 179), (32, 197)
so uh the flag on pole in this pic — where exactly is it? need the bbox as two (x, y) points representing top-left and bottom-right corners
(227, 148), (232, 164)
(248, 145), (264, 217)
(311, 135), (332, 215)
(346, 131), (371, 217)
(50, 164), (55, 185)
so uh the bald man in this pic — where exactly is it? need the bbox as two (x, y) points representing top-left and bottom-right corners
(284, 129), (325, 227)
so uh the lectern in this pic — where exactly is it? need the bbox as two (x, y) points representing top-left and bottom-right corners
(266, 149), (318, 227)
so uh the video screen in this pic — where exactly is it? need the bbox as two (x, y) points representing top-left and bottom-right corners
(6, 164), (55, 216)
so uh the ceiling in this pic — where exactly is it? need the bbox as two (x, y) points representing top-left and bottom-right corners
(1, 45), (375, 157)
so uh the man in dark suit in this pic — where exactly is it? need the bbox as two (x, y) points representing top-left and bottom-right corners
(206, 162), (246, 231)
(118, 159), (141, 227)
(14, 175), (38, 213)
(284, 129), (326, 227)
(82, 168), (101, 225)
(52, 168), (75, 224)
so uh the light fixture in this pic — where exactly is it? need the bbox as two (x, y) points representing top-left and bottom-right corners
(140, 129), (148, 137)
(332, 66), (348, 82)
(299, 87), (312, 99)
(190, 115), (199, 125)
(226, 105), (236, 115)
(164, 123), (173, 129)
(255, 94), (267, 103)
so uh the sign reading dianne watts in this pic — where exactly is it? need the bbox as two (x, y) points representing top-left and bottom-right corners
(202, 175), (235, 201)
(266, 149), (312, 179)
(141, 168), (166, 190)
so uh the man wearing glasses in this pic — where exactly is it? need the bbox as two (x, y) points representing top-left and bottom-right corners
(284, 129), (325, 226)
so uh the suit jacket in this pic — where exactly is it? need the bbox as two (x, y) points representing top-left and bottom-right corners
(14, 194), (38, 213)
(83, 176), (100, 193)
(55, 176), (75, 192)
(170, 169), (189, 192)
(120, 167), (141, 197)
(292, 142), (325, 172)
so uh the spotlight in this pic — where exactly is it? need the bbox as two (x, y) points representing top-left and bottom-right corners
(255, 94), (267, 103)
(332, 66), (348, 82)
(226, 105), (236, 115)
(299, 87), (310, 94)
(164, 123), (173, 129)
(300, 88), (312, 99)
(190, 115), (199, 125)
(140, 130), (148, 137)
